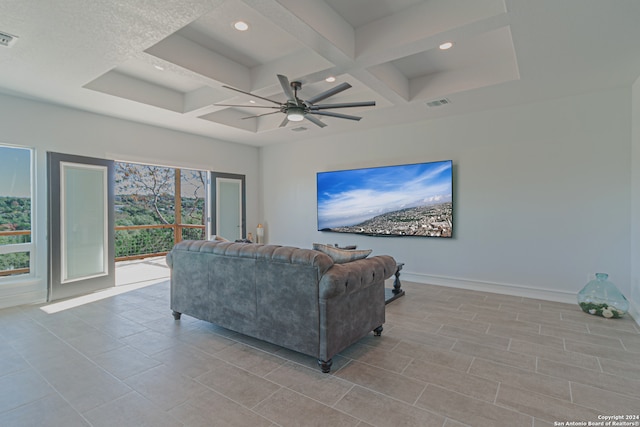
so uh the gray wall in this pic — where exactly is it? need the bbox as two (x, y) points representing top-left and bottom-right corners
(261, 87), (633, 307)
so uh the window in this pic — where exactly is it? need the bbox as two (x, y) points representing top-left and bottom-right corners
(0, 145), (33, 278)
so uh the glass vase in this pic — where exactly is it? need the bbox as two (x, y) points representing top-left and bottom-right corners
(577, 273), (628, 318)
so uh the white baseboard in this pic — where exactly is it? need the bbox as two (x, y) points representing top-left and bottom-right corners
(0, 290), (47, 310)
(402, 272), (583, 304)
(401, 272), (640, 327)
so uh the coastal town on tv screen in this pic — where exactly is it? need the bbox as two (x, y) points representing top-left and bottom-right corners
(329, 202), (452, 237)
(317, 160), (453, 238)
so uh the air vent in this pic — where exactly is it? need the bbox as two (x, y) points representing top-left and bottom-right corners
(426, 98), (450, 108)
(291, 126), (308, 132)
(0, 31), (18, 47)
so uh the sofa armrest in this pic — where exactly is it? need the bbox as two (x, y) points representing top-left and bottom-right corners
(318, 255), (396, 300)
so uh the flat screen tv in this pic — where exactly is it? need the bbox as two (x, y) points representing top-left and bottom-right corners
(317, 160), (453, 237)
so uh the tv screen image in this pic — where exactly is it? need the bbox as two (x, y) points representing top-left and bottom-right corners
(317, 160), (453, 237)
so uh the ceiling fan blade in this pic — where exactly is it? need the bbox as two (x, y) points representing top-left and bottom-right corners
(310, 101), (376, 110)
(305, 82), (352, 104)
(241, 111), (282, 120)
(279, 116), (289, 127)
(304, 114), (327, 128)
(310, 111), (362, 121)
(221, 85), (282, 106)
(277, 74), (298, 106)
(215, 104), (280, 109)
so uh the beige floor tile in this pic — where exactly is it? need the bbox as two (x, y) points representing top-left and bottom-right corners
(541, 325), (625, 348)
(169, 390), (276, 427)
(403, 358), (499, 402)
(534, 418), (555, 427)
(509, 339), (600, 370)
(151, 344), (227, 379)
(452, 339), (536, 371)
(470, 309), (519, 323)
(37, 358), (133, 413)
(124, 364), (211, 411)
(431, 316), (492, 333)
(83, 391), (179, 427)
(571, 382), (640, 414)
(254, 387), (361, 427)
(443, 418), (473, 427)
(92, 345), (162, 380)
(264, 362), (353, 406)
(392, 341), (474, 372)
(195, 362), (281, 408)
(560, 311), (639, 330)
(335, 385), (445, 427)
(439, 324), (511, 349)
(489, 325), (565, 349)
(537, 358), (640, 398)
(423, 304), (477, 320)
(2, 279), (637, 426)
(564, 339), (640, 366)
(335, 360), (426, 404)
(272, 346), (351, 372)
(65, 330), (126, 357)
(0, 347), (29, 377)
(468, 358), (571, 400)
(0, 369), (55, 413)
(214, 342), (287, 376)
(384, 313), (442, 333)
(176, 328), (237, 355)
(0, 393), (89, 427)
(387, 327), (457, 350)
(517, 312), (588, 332)
(599, 357), (640, 380)
(416, 384), (532, 427)
(587, 324), (640, 340)
(496, 383), (601, 423)
(338, 342), (413, 373)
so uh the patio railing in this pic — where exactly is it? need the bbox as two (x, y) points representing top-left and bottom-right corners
(1, 224), (205, 275)
(115, 224), (205, 261)
(0, 230), (31, 277)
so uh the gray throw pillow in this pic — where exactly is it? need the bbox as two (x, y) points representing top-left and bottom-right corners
(313, 243), (372, 264)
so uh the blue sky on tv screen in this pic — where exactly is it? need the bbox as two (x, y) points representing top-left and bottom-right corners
(317, 160), (452, 230)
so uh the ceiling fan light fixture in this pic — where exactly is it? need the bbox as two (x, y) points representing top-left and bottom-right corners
(287, 107), (305, 121)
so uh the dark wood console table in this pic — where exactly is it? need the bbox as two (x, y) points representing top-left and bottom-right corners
(385, 262), (405, 304)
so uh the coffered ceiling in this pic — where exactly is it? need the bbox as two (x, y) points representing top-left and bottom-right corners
(1, 0), (640, 146)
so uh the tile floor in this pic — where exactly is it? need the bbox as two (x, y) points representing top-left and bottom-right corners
(1, 279), (639, 427)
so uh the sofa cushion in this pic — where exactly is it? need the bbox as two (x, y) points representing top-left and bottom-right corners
(313, 243), (372, 264)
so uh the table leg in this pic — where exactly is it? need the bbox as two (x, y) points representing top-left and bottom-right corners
(385, 262), (405, 304)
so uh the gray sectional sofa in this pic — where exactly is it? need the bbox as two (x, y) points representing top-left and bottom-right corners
(166, 240), (396, 372)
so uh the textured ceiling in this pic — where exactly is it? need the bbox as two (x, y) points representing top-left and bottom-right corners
(1, 0), (640, 147)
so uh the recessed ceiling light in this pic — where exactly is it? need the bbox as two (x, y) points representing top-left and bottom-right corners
(249, 100), (256, 104)
(153, 65), (164, 71)
(233, 21), (249, 31)
(325, 76), (336, 83)
(439, 42), (454, 50)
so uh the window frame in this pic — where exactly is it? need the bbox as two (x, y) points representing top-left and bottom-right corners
(0, 144), (35, 280)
